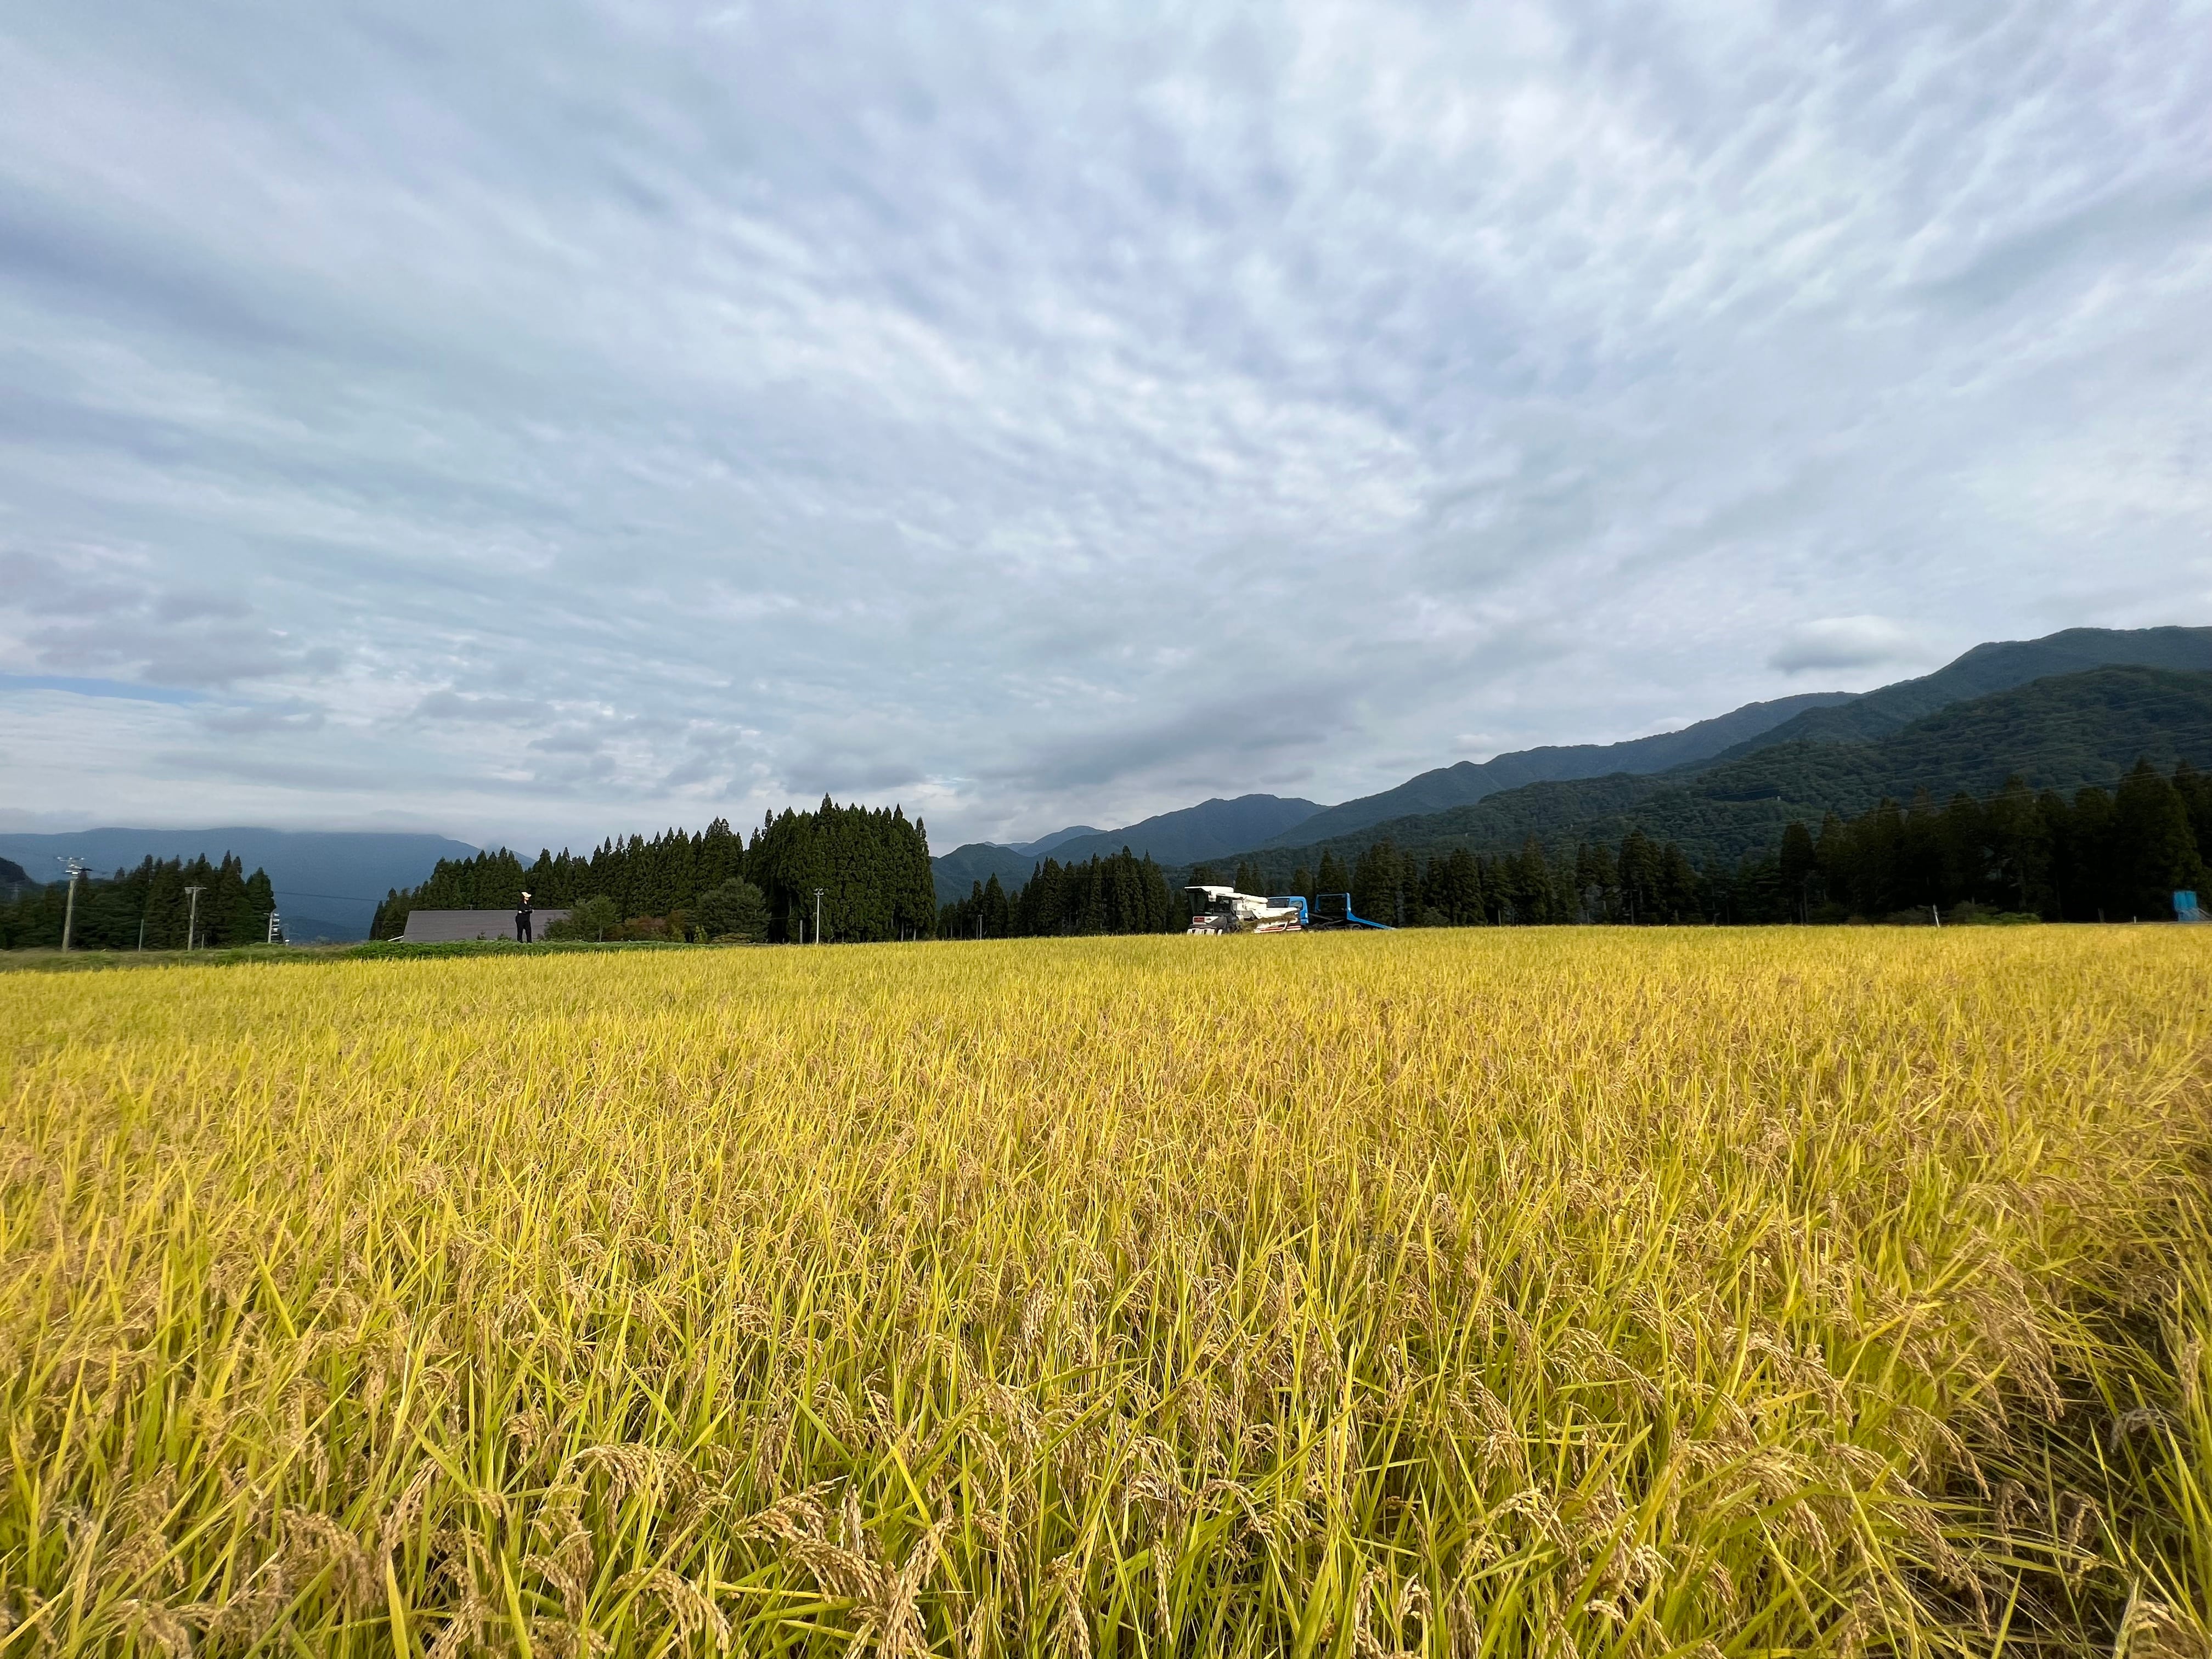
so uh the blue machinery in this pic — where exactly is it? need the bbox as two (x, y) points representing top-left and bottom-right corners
(1274, 892), (1391, 930)
(1186, 885), (1392, 933)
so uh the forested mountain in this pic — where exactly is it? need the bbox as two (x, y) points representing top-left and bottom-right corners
(0, 852), (280, 950)
(1035, 795), (1322, 867)
(0, 857), (27, 891)
(1704, 625), (2212, 757)
(1271, 690), (1857, 847)
(933, 795), (1322, 904)
(1271, 627), (2212, 849)
(1686, 664), (2212, 809)
(1200, 666), (2212, 882)
(371, 798), (936, 944)
(1006, 826), (1101, 856)
(932, 842), (1041, 905)
(0, 827), (477, 940)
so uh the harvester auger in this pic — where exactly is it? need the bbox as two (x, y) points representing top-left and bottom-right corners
(1306, 891), (1392, 929)
(1184, 886), (1392, 934)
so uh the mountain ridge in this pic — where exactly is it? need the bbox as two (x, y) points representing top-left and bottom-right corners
(1041, 794), (1322, 868)
(932, 842), (1043, 905)
(932, 795), (1322, 904)
(1700, 624), (2212, 759)
(934, 624), (2212, 906)
(1269, 690), (1859, 847)
(1197, 664), (2212, 879)
(1006, 826), (1101, 857)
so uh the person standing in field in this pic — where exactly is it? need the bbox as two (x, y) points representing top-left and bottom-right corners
(516, 890), (533, 944)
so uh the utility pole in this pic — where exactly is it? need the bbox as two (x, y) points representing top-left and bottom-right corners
(184, 884), (206, 951)
(266, 910), (282, 945)
(812, 888), (825, 945)
(57, 857), (87, 951)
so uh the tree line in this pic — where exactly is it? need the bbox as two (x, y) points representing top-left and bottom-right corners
(14, 760), (2196, 952)
(1, 854), (280, 950)
(938, 848), (1180, 938)
(1724, 758), (2207, 923)
(936, 833), (1709, 935)
(1214, 831), (1709, 928)
(370, 798), (937, 943)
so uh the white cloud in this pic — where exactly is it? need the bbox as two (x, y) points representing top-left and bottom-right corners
(1768, 616), (1932, 676)
(0, 1), (2207, 848)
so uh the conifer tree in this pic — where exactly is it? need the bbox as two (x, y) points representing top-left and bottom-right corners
(2113, 759), (2206, 918)
(1778, 822), (1818, 922)
(1316, 850), (1350, 899)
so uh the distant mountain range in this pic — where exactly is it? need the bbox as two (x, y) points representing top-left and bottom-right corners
(1267, 691), (1856, 847)
(0, 828), (480, 940)
(1234, 664), (2211, 877)
(1702, 625), (2212, 755)
(1005, 826), (1100, 857)
(932, 795), (1322, 902)
(929, 843), (1043, 904)
(1043, 795), (1324, 867)
(932, 623), (2212, 902)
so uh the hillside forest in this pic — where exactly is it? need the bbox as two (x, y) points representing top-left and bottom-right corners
(1266, 664), (2212, 878)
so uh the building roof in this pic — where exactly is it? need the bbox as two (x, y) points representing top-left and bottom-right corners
(399, 907), (570, 943)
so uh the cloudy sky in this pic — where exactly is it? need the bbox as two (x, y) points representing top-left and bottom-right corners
(2, 1), (2208, 851)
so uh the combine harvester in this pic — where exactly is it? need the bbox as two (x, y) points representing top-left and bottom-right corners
(1184, 886), (1392, 934)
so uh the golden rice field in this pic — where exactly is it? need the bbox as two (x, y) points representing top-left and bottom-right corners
(3, 929), (2209, 1658)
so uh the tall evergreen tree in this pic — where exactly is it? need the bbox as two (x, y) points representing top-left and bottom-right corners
(2173, 761), (2212, 864)
(1316, 849), (1350, 899)
(2112, 759), (2207, 918)
(951, 849), (1175, 939)
(1778, 822), (1817, 922)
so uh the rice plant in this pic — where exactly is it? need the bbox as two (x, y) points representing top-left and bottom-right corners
(2, 927), (2207, 1655)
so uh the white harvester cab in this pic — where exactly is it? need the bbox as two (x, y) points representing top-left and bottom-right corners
(1184, 885), (1309, 934)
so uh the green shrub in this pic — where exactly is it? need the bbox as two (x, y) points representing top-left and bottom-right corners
(693, 877), (770, 943)
(546, 894), (620, 941)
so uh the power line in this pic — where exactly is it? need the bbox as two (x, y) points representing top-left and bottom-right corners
(5, 874), (388, 905)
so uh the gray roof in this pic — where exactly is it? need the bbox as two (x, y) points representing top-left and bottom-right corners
(399, 907), (569, 943)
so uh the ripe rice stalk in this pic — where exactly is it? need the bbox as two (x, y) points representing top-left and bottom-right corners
(0, 928), (2207, 1654)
